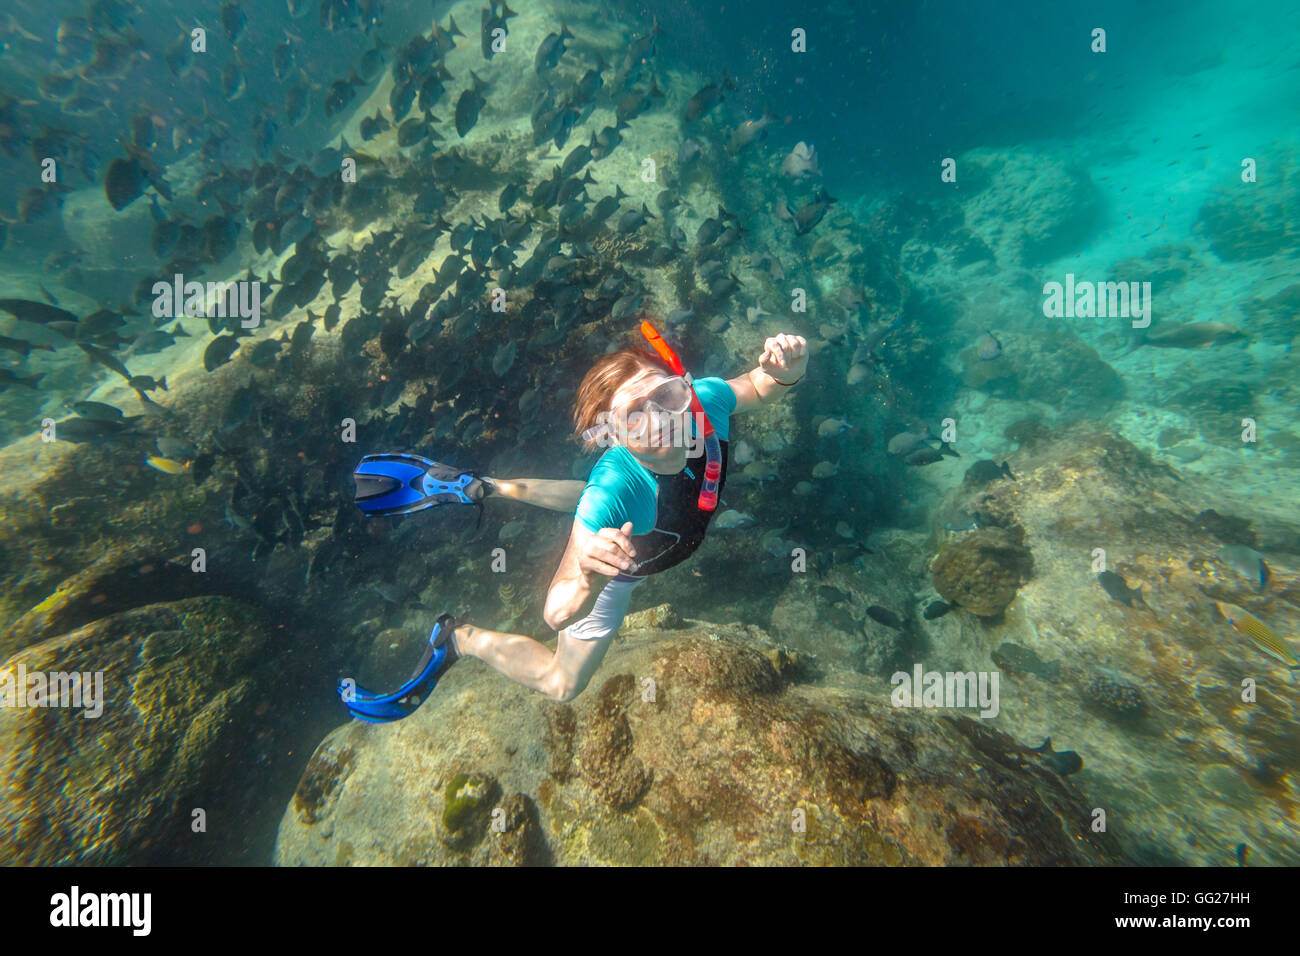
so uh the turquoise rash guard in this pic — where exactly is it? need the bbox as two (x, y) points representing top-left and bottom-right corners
(573, 377), (737, 577)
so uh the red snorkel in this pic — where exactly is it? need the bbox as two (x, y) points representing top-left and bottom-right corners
(640, 320), (721, 511)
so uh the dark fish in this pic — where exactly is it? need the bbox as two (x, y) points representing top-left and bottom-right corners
(359, 109), (390, 140)
(455, 72), (488, 136)
(325, 75), (359, 117)
(905, 442), (959, 466)
(247, 338), (281, 368)
(792, 188), (836, 235)
(397, 116), (429, 147)
(220, 2), (246, 42)
(389, 78), (416, 120)
(273, 39), (295, 81)
(357, 41), (387, 81)
(129, 374), (167, 393)
(498, 181), (523, 212)
(684, 73), (735, 122)
(922, 600), (952, 620)
(707, 272), (739, 298)
(50, 416), (129, 442)
(865, 605), (902, 629)
(204, 334), (241, 372)
(0, 368), (43, 390)
(104, 157), (146, 211)
(480, 0), (517, 60)
(285, 84), (309, 126)
(1029, 738), (1082, 776)
(417, 68), (452, 113)
(617, 202), (654, 234)
(78, 343), (131, 380)
(534, 24), (574, 74)
(151, 219), (180, 258)
(1097, 570), (1146, 608)
(221, 60), (246, 100)
(560, 141), (592, 179)
(1, 299), (76, 332)
(964, 460), (1015, 486)
(990, 643), (1061, 681)
(0, 335), (54, 357)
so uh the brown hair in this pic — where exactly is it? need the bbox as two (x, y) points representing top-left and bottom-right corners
(573, 346), (674, 452)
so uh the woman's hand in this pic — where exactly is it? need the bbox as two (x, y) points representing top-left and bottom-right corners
(578, 521), (638, 577)
(758, 333), (807, 384)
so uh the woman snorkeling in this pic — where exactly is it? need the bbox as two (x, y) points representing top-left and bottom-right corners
(340, 321), (807, 721)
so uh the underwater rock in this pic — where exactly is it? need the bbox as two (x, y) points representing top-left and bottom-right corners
(960, 328), (1124, 415)
(926, 421), (1300, 863)
(1109, 243), (1198, 290)
(274, 624), (1124, 866)
(0, 596), (278, 865)
(957, 147), (1103, 267)
(931, 527), (1034, 617)
(1195, 163), (1300, 261)
(623, 603), (680, 630)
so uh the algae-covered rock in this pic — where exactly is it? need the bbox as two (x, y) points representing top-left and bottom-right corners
(0, 595), (278, 865)
(274, 623), (1125, 866)
(441, 772), (501, 848)
(931, 527), (1034, 617)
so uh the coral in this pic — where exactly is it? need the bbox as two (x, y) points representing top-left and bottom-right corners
(931, 527), (1034, 616)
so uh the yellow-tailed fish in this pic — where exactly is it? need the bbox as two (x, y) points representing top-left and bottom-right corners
(1216, 601), (1300, 674)
(144, 454), (191, 476)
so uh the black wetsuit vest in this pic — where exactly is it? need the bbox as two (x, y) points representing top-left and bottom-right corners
(624, 438), (730, 577)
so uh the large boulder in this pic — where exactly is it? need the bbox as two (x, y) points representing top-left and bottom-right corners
(274, 616), (1126, 866)
(0, 595), (279, 865)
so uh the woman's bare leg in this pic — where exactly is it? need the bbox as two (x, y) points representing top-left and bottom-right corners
(481, 477), (586, 513)
(452, 623), (614, 702)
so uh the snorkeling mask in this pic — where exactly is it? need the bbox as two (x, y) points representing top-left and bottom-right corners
(580, 321), (721, 512)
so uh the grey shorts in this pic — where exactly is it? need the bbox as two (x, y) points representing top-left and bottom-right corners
(562, 576), (644, 642)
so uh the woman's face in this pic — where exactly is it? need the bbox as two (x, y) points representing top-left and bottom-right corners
(609, 368), (691, 474)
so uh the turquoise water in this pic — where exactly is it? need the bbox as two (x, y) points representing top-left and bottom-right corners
(0, 0), (1297, 865)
